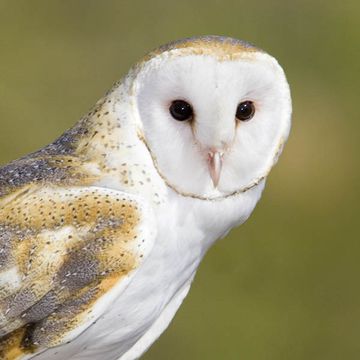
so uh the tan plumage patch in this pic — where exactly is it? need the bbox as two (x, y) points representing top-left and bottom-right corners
(137, 35), (262, 67)
(0, 185), (148, 358)
(0, 327), (29, 360)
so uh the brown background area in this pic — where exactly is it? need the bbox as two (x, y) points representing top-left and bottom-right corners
(0, 1), (359, 359)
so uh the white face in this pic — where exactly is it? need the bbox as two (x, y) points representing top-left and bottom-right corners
(134, 52), (291, 198)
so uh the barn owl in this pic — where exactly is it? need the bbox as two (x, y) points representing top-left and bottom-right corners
(0, 35), (291, 360)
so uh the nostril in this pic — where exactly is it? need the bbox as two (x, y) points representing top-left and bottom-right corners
(208, 144), (228, 157)
(208, 150), (224, 162)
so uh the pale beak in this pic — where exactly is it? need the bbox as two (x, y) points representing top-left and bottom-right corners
(208, 151), (223, 188)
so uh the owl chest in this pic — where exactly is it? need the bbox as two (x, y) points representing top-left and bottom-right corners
(78, 204), (209, 348)
(64, 175), (260, 360)
(101, 210), (207, 332)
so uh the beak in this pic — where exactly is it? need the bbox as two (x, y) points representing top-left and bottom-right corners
(208, 151), (223, 188)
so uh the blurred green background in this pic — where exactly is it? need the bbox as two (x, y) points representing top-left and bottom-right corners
(0, 1), (359, 359)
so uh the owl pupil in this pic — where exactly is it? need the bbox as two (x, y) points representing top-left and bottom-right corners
(169, 100), (193, 121)
(236, 101), (255, 121)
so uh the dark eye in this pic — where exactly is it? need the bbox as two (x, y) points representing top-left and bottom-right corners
(169, 100), (193, 121)
(236, 101), (255, 121)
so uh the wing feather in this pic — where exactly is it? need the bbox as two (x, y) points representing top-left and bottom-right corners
(0, 185), (155, 360)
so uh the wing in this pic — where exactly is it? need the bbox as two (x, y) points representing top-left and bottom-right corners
(0, 185), (156, 360)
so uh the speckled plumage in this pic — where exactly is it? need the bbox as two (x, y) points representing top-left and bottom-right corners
(0, 92), (159, 359)
(0, 36), (291, 359)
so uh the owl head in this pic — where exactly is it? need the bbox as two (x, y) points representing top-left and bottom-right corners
(127, 36), (291, 199)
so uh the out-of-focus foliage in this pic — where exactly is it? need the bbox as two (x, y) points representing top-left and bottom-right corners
(0, 1), (359, 359)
